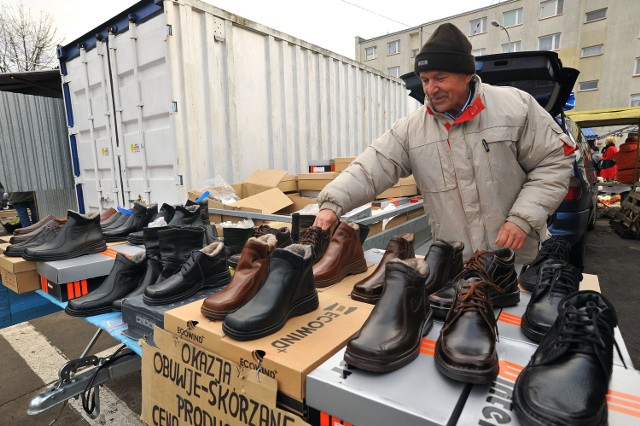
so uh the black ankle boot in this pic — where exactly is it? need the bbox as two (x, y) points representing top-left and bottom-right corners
(127, 203), (175, 245)
(103, 202), (156, 242)
(23, 211), (106, 261)
(222, 226), (255, 259)
(144, 241), (231, 305)
(113, 227), (165, 310)
(65, 252), (147, 316)
(155, 227), (205, 283)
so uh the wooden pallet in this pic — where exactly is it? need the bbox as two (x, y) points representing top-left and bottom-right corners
(610, 191), (640, 239)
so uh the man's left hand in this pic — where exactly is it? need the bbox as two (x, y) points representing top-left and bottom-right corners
(495, 221), (527, 250)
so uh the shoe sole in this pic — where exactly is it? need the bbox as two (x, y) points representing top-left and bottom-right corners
(431, 287), (521, 320)
(315, 259), (368, 288)
(222, 291), (319, 341)
(349, 290), (380, 304)
(434, 343), (499, 384)
(22, 240), (108, 262)
(520, 313), (548, 343)
(344, 310), (433, 373)
(143, 270), (231, 306)
(64, 304), (113, 317)
(200, 305), (229, 321)
(512, 371), (608, 425)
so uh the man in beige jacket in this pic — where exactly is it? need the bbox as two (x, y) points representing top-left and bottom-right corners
(315, 23), (575, 263)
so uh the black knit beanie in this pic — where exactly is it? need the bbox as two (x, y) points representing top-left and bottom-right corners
(414, 23), (475, 75)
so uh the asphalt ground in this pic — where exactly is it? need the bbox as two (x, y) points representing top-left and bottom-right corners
(0, 217), (637, 425)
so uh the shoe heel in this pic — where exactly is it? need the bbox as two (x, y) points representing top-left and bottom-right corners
(293, 292), (319, 316)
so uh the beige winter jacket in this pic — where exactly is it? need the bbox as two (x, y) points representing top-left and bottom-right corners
(317, 76), (575, 263)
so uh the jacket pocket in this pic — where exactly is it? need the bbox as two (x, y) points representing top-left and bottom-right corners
(409, 140), (457, 193)
(475, 128), (519, 182)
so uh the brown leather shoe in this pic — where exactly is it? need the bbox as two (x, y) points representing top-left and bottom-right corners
(201, 234), (277, 320)
(435, 278), (503, 384)
(99, 207), (117, 223)
(350, 233), (415, 304)
(12, 214), (56, 235)
(313, 221), (367, 288)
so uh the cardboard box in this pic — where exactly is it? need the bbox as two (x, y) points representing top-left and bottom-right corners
(0, 253), (38, 293)
(277, 194), (318, 215)
(164, 292), (374, 404)
(333, 157), (356, 172)
(0, 242), (9, 254)
(38, 275), (106, 302)
(297, 172), (340, 191)
(36, 243), (145, 284)
(141, 326), (309, 426)
(376, 176), (418, 199)
(232, 169), (297, 197)
(308, 159), (333, 173)
(457, 337), (640, 425)
(306, 321), (469, 426)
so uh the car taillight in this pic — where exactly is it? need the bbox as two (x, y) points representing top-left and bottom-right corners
(564, 176), (582, 201)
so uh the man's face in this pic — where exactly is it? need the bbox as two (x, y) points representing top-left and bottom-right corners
(420, 70), (473, 114)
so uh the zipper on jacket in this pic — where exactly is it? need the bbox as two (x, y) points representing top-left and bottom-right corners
(483, 139), (495, 182)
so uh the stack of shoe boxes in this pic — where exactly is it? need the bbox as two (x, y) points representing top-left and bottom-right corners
(0, 250), (40, 293)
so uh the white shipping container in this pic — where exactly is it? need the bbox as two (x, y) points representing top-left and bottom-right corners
(58, 0), (420, 212)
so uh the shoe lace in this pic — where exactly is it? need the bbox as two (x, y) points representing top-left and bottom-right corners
(452, 279), (504, 338)
(452, 250), (491, 281)
(538, 265), (580, 297)
(557, 303), (626, 368)
(299, 226), (322, 246)
(538, 238), (571, 262)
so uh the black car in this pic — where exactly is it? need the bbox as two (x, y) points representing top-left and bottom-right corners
(400, 51), (596, 269)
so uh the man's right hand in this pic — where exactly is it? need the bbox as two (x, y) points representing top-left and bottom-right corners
(314, 209), (339, 232)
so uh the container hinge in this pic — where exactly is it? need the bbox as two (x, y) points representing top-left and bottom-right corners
(166, 24), (173, 37)
(213, 17), (225, 42)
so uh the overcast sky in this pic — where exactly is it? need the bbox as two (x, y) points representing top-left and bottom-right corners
(6, 0), (497, 60)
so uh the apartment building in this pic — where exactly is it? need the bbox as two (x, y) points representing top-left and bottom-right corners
(355, 0), (640, 112)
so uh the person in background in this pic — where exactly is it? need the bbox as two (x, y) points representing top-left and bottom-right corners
(600, 136), (618, 181)
(9, 191), (38, 228)
(613, 132), (639, 193)
(314, 23), (574, 264)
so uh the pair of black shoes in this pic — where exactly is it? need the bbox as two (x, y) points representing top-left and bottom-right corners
(66, 226), (230, 316)
(102, 203), (157, 242)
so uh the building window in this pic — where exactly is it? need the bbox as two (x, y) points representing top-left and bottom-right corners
(388, 66), (400, 78)
(585, 8), (607, 23)
(503, 8), (523, 27)
(472, 48), (487, 57)
(539, 33), (561, 51)
(579, 80), (599, 91)
(635, 58), (640, 76)
(364, 46), (377, 61)
(581, 44), (603, 57)
(540, 0), (563, 19)
(501, 41), (522, 53)
(469, 17), (487, 35)
(411, 48), (419, 58)
(388, 40), (400, 56)
(631, 94), (640, 107)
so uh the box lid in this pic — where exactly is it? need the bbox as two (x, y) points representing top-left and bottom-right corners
(229, 187), (293, 214)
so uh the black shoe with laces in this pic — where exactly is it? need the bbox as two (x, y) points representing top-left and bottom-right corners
(519, 237), (572, 292)
(299, 225), (331, 263)
(513, 290), (619, 426)
(521, 262), (581, 342)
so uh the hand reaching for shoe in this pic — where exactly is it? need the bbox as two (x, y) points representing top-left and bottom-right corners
(315, 209), (339, 233)
(495, 221), (527, 250)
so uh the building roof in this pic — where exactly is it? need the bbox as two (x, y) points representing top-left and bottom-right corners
(0, 70), (62, 99)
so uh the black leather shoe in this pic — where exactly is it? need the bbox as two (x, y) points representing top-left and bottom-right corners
(429, 248), (519, 320)
(227, 224), (292, 269)
(127, 203), (175, 245)
(345, 259), (432, 372)
(168, 205), (203, 226)
(185, 199), (211, 225)
(144, 241), (231, 305)
(101, 210), (131, 231)
(423, 239), (464, 294)
(103, 203), (156, 242)
(112, 227), (164, 311)
(222, 226), (255, 259)
(100, 211), (122, 228)
(4, 222), (60, 257)
(65, 252), (147, 316)
(521, 262), (581, 343)
(23, 211), (107, 261)
(154, 227), (205, 283)
(513, 291), (618, 426)
(519, 237), (572, 292)
(299, 225), (331, 262)
(435, 278), (503, 383)
(223, 244), (319, 341)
